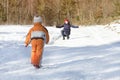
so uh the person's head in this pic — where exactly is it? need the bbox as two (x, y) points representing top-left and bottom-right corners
(64, 19), (69, 24)
(33, 16), (42, 24)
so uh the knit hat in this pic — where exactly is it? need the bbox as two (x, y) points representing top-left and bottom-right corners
(33, 16), (42, 23)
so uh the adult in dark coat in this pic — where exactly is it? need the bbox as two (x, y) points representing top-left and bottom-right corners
(56, 19), (78, 40)
(61, 19), (71, 40)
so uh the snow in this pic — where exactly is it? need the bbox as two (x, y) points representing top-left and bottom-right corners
(0, 21), (120, 80)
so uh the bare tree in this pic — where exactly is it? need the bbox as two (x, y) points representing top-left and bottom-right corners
(0, 0), (119, 25)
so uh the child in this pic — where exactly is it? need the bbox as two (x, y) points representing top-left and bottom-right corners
(25, 16), (49, 69)
(56, 19), (79, 40)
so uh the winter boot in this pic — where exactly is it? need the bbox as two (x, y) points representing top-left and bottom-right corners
(33, 65), (40, 69)
(63, 36), (65, 40)
(67, 36), (69, 39)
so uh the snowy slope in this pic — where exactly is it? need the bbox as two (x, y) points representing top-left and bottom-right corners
(0, 24), (120, 80)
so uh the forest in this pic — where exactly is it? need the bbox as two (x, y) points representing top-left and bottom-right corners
(0, 0), (120, 25)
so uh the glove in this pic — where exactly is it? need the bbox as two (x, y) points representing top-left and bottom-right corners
(25, 44), (28, 47)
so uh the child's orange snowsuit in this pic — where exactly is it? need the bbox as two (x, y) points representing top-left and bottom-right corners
(25, 23), (49, 66)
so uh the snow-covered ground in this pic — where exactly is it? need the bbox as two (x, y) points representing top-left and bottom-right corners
(0, 21), (120, 80)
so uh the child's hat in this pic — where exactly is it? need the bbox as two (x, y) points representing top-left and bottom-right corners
(33, 16), (42, 23)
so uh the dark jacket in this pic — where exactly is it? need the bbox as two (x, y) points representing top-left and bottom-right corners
(61, 23), (71, 36)
(56, 22), (78, 36)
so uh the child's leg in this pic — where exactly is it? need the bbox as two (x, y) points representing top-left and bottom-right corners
(61, 30), (66, 40)
(31, 44), (37, 65)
